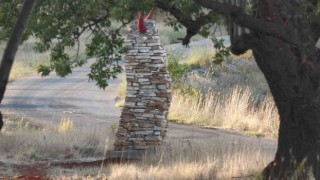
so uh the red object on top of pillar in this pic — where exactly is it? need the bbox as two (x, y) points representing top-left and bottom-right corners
(138, 12), (147, 33)
(145, 8), (156, 20)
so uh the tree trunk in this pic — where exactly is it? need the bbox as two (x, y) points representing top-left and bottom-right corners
(176, 0), (320, 178)
(0, 0), (36, 130)
(262, 98), (320, 179)
(250, 36), (320, 179)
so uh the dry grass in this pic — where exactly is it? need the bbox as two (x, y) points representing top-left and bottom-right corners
(184, 49), (215, 67)
(1, 115), (275, 179)
(169, 87), (279, 136)
(115, 80), (127, 107)
(0, 116), (110, 161)
(107, 144), (271, 180)
(48, 138), (274, 179)
(186, 51), (269, 97)
(0, 40), (51, 81)
(58, 118), (74, 133)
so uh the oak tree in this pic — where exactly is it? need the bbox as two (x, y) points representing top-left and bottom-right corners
(183, 1), (320, 179)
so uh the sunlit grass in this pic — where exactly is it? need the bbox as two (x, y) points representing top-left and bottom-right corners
(1, 113), (276, 179)
(0, 116), (106, 161)
(184, 49), (215, 67)
(115, 80), (127, 107)
(48, 138), (274, 179)
(58, 118), (74, 134)
(169, 87), (279, 136)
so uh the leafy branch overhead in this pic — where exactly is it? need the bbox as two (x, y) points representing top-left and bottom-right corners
(0, 0), (226, 89)
(0, 0), (144, 88)
(1, 0), (320, 88)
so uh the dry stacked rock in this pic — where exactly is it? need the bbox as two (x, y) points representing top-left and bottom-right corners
(114, 20), (171, 156)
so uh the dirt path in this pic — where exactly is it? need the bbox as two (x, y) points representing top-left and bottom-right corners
(0, 39), (277, 177)
(2, 59), (123, 131)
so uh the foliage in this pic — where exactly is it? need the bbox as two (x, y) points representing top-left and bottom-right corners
(1, 0), (320, 89)
(167, 51), (194, 82)
(159, 26), (186, 45)
(211, 37), (230, 64)
(0, 0), (227, 89)
(0, 0), (154, 89)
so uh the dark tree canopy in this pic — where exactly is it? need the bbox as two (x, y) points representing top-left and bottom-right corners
(1, 0), (320, 179)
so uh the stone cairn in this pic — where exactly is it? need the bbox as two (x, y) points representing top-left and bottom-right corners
(114, 20), (171, 157)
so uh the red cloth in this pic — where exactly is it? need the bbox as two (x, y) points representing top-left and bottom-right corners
(138, 12), (147, 33)
(145, 8), (155, 20)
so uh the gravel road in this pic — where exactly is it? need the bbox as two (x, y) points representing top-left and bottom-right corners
(1, 38), (277, 153)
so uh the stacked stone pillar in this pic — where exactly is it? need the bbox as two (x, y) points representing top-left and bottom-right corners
(114, 20), (171, 156)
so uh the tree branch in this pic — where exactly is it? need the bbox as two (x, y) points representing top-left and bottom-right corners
(155, 0), (216, 46)
(0, 0), (36, 131)
(0, 0), (36, 104)
(193, 0), (299, 45)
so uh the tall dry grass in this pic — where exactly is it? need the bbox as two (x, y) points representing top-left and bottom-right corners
(0, 116), (108, 161)
(169, 87), (279, 136)
(186, 56), (269, 97)
(115, 80), (127, 107)
(49, 138), (275, 179)
(184, 49), (215, 67)
(107, 143), (272, 180)
(1, 115), (276, 179)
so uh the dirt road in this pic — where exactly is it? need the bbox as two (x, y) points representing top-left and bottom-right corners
(1, 38), (277, 154)
(2, 59), (123, 130)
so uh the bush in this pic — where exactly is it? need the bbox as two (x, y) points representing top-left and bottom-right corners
(167, 51), (195, 82)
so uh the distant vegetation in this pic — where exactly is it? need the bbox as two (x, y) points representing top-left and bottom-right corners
(167, 49), (279, 136)
(0, 41), (50, 81)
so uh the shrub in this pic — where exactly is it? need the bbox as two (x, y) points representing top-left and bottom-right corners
(167, 51), (194, 82)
